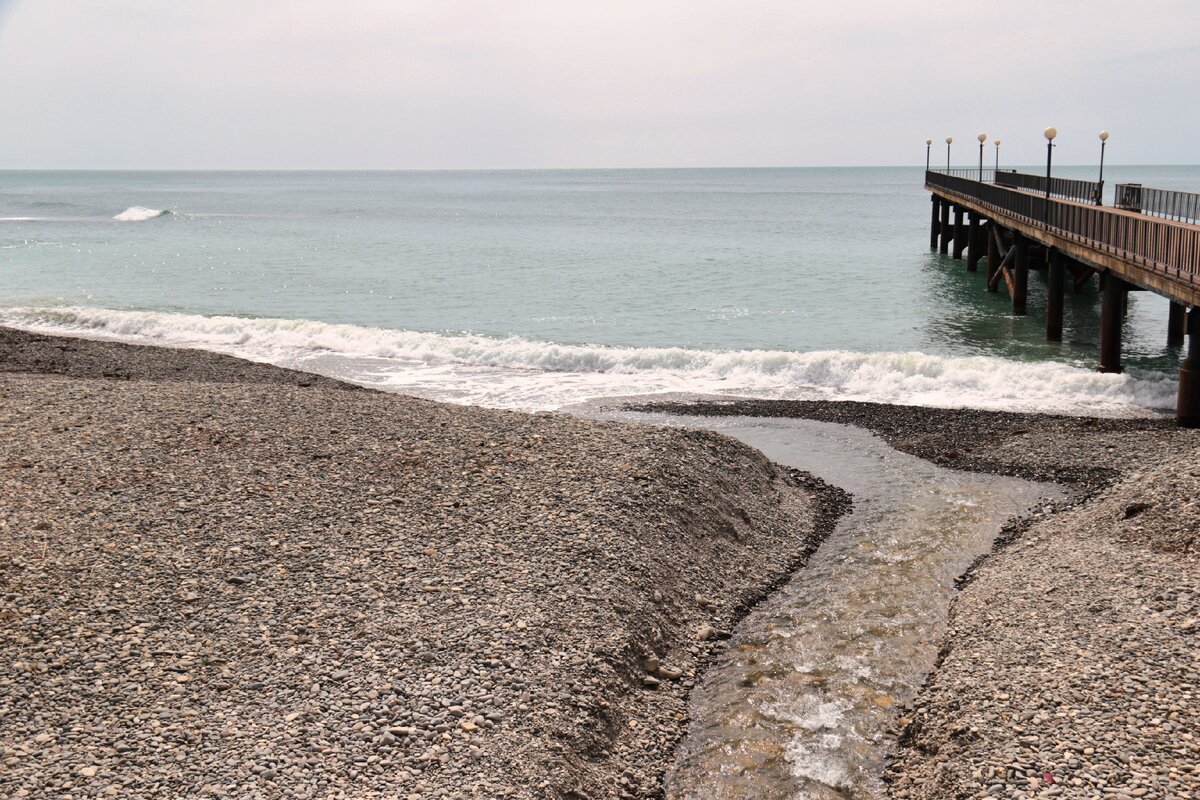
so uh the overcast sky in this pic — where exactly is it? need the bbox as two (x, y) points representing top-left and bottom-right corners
(1, 0), (1197, 169)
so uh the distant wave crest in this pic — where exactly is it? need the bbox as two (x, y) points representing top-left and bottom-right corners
(113, 206), (170, 222)
(0, 306), (1177, 415)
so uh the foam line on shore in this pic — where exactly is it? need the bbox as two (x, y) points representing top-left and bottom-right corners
(0, 305), (1177, 415)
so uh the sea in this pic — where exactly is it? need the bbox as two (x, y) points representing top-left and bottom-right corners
(3, 165), (1198, 415)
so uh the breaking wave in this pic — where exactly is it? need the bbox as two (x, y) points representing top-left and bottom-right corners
(113, 206), (170, 222)
(0, 306), (1177, 415)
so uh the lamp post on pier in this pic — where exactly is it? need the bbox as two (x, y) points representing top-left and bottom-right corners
(1097, 130), (1110, 205)
(977, 132), (987, 181)
(994, 139), (1001, 172)
(1043, 127), (1057, 199)
(926, 138), (932, 171)
(945, 136), (953, 170)
(1043, 126), (1057, 226)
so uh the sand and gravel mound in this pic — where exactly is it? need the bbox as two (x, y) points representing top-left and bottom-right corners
(0, 329), (843, 799)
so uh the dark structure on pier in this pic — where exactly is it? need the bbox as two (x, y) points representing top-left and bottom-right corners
(926, 168), (1200, 426)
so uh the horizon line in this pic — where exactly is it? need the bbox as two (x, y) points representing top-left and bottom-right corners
(2, 163), (1198, 173)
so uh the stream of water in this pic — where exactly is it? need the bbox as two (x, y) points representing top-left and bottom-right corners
(602, 412), (1058, 799)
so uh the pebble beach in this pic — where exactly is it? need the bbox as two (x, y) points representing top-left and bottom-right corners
(3, 328), (1199, 799)
(0, 328), (844, 799)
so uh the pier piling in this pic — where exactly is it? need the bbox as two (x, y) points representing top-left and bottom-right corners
(1169, 301), (1187, 347)
(930, 196), (941, 250)
(939, 200), (951, 255)
(952, 206), (966, 260)
(1178, 309), (1200, 426)
(985, 223), (1000, 292)
(967, 215), (982, 272)
(1012, 234), (1029, 315)
(1047, 250), (1065, 341)
(1099, 275), (1128, 373)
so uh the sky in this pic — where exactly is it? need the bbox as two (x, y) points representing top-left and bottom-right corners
(0, 0), (1197, 169)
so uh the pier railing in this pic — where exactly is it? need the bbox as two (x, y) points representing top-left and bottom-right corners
(1115, 183), (1200, 226)
(926, 170), (1200, 281)
(993, 170), (1103, 205)
(934, 168), (1000, 182)
(928, 168), (1103, 204)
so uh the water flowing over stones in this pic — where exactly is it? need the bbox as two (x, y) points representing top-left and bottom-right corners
(618, 415), (1057, 799)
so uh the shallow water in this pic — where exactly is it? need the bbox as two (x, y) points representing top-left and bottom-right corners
(606, 413), (1057, 799)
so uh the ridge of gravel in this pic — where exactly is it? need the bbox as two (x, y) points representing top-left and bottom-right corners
(0, 327), (358, 390)
(626, 399), (1175, 493)
(0, 329), (848, 800)
(632, 398), (1199, 800)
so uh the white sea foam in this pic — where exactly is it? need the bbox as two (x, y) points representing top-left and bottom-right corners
(113, 206), (170, 222)
(0, 306), (1177, 415)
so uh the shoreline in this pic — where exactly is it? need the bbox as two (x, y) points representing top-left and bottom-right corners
(3, 327), (1197, 798)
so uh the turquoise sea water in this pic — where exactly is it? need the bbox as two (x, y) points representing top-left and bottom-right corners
(2, 166), (1198, 413)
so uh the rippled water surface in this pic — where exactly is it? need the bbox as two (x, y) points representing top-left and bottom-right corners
(2, 167), (1195, 415)
(612, 414), (1058, 799)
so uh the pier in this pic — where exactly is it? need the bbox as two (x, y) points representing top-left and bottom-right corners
(925, 166), (1200, 425)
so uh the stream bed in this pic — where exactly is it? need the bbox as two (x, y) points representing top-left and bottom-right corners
(613, 412), (1060, 799)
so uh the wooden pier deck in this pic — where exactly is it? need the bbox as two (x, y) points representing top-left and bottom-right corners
(924, 168), (1200, 425)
